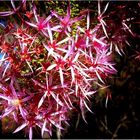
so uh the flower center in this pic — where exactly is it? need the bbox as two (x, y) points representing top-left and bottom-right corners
(10, 99), (20, 106)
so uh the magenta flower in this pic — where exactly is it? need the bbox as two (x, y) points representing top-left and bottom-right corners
(98, 1), (109, 38)
(51, 3), (83, 36)
(0, 79), (32, 120)
(13, 115), (41, 140)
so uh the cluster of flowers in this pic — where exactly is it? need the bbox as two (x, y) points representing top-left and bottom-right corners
(0, 1), (118, 139)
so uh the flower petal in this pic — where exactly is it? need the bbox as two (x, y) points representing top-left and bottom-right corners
(47, 64), (57, 71)
(59, 68), (64, 87)
(29, 127), (33, 140)
(13, 123), (27, 133)
(56, 37), (70, 46)
(0, 93), (10, 101)
(48, 118), (64, 130)
(38, 91), (47, 108)
(47, 23), (53, 44)
(51, 92), (64, 107)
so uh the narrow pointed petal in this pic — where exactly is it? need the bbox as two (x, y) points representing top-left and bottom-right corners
(67, 95), (73, 107)
(48, 119), (64, 130)
(0, 22), (6, 28)
(94, 37), (106, 46)
(2, 62), (10, 78)
(115, 44), (122, 56)
(51, 11), (59, 18)
(51, 110), (65, 116)
(59, 68), (64, 87)
(43, 15), (52, 25)
(12, 112), (18, 122)
(2, 107), (14, 118)
(73, 52), (80, 62)
(77, 26), (85, 33)
(47, 64), (57, 71)
(26, 60), (34, 73)
(70, 67), (75, 83)
(29, 127), (33, 140)
(51, 25), (61, 31)
(48, 48), (54, 57)
(56, 37), (70, 46)
(80, 105), (87, 123)
(102, 2), (109, 15)
(101, 18), (107, 26)
(33, 6), (38, 23)
(83, 100), (93, 113)
(0, 11), (12, 15)
(75, 81), (78, 96)
(42, 30), (49, 37)
(51, 92), (64, 106)
(0, 11), (14, 16)
(19, 105), (27, 119)
(0, 93), (10, 101)
(0, 53), (6, 66)
(87, 12), (90, 30)
(57, 47), (68, 53)
(86, 37), (89, 47)
(25, 21), (38, 28)
(38, 91), (47, 108)
(41, 120), (47, 137)
(32, 79), (46, 89)
(110, 42), (113, 52)
(105, 94), (109, 108)
(11, 0), (16, 10)
(101, 22), (108, 38)
(47, 24), (53, 44)
(98, 1), (101, 15)
(85, 91), (96, 96)
(13, 123), (27, 133)
(21, 96), (33, 103)
(122, 22), (135, 36)
(62, 96), (72, 109)
(95, 70), (105, 84)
